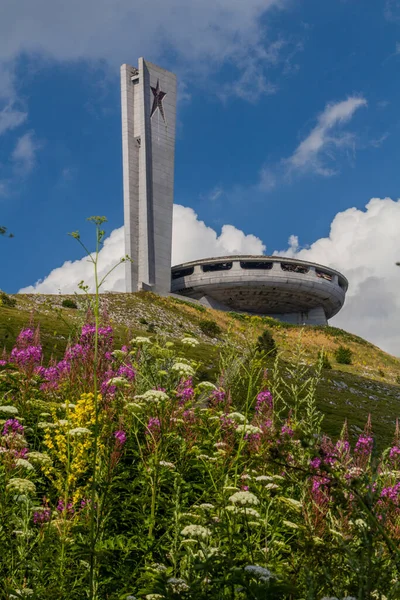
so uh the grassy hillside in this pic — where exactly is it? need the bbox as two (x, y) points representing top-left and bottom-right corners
(1, 291), (400, 447)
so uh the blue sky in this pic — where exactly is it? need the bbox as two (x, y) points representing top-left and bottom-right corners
(2, 0), (400, 353)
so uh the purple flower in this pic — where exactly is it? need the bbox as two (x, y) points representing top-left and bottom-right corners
(114, 430), (127, 445)
(389, 446), (400, 461)
(381, 482), (400, 503)
(255, 390), (273, 413)
(355, 435), (373, 456)
(146, 417), (161, 435)
(2, 418), (24, 436)
(0, 360), (6, 367)
(211, 388), (225, 404)
(177, 378), (194, 403)
(310, 457), (322, 469)
(56, 499), (74, 515)
(10, 345), (42, 366)
(17, 328), (35, 344)
(65, 344), (85, 360)
(33, 508), (51, 525)
(117, 365), (136, 381)
(281, 424), (294, 438)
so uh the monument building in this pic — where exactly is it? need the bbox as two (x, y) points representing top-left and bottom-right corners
(121, 59), (347, 325)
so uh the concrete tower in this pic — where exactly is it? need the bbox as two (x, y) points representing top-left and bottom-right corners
(121, 58), (177, 294)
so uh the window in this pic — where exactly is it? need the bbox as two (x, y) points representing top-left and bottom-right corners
(202, 262), (232, 273)
(315, 269), (332, 282)
(172, 266), (194, 280)
(240, 261), (273, 270)
(281, 263), (309, 274)
(338, 277), (348, 291)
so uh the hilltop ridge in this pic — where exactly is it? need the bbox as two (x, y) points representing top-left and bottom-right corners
(1, 291), (399, 447)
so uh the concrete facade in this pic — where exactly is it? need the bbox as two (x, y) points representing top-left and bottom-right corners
(171, 256), (348, 325)
(121, 59), (177, 294)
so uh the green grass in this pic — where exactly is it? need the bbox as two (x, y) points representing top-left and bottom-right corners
(2, 291), (400, 446)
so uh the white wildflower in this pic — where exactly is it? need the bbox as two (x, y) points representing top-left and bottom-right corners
(167, 578), (189, 593)
(136, 390), (169, 403)
(131, 336), (152, 345)
(227, 412), (246, 423)
(68, 427), (91, 436)
(159, 461), (175, 469)
(15, 459), (34, 471)
(181, 525), (211, 540)
(238, 507), (260, 518)
(60, 403), (76, 410)
(57, 420), (69, 427)
(199, 503), (214, 510)
(214, 442), (227, 448)
(145, 595), (165, 599)
(265, 483), (279, 490)
(236, 424), (262, 435)
(37, 422), (57, 429)
(171, 362), (195, 378)
(255, 475), (274, 482)
(0, 405), (18, 415)
(181, 337), (199, 347)
(151, 563), (167, 572)
(244, 565), (273, 582)
(198, 454), (218, 462)
(7, 478), (36, 495)
(197, 381), (217, 391)
(283, 520), (299, 529)
(229, 491), (259, 506)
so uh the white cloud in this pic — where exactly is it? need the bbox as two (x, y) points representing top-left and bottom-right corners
(277, 197), (400, 356)
(0, 0), (289, 105)
(19, 204), (266, 294)
(12, 131), (40, 172)
(286, 96), (367, 176)
(19, 198), (400, 356)
(0, 63), (27, 136)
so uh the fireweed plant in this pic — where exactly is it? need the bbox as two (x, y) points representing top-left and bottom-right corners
(0, 222), (399, 598)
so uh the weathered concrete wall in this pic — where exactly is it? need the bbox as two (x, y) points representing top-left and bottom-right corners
(121, 59), (176, 295)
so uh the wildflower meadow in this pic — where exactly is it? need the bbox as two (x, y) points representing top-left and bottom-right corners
(1, 219), (399, 599)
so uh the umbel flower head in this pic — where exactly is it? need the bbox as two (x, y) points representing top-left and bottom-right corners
(181, 337), (199, 347)
(6, 478), (36, 495)
(171, 362), (195, 378)
(181, 524), (211, 540)
(229, 491), (259, 506)
(136, 390), (169, 403)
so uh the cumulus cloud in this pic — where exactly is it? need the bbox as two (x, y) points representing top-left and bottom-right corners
(277, 197), (400, 356)
(20, 198), (400, 355)
(19, 204), (266, 294)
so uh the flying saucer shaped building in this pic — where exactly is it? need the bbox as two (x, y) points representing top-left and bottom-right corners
(121, 59), (348, 326)
(171, 255), (347, 325)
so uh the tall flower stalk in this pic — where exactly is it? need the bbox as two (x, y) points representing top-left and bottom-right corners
(69, 216), (128, 600)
